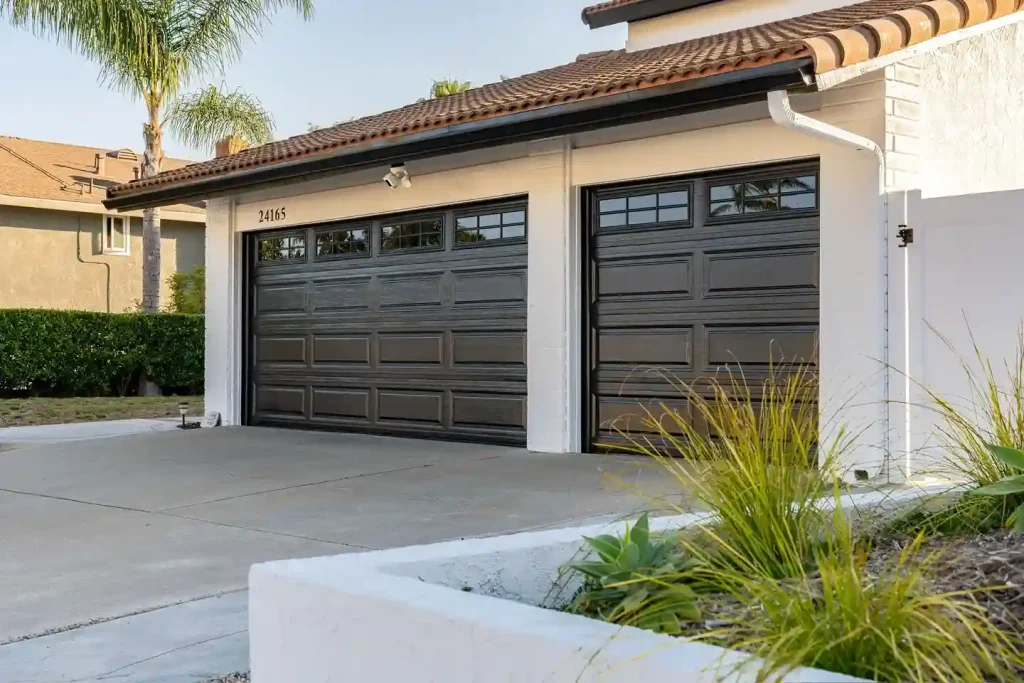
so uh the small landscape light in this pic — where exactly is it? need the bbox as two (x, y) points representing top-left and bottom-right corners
(178, 402), (189, 428)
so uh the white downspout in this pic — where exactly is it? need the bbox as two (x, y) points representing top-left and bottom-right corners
(766, 89), (892, 481)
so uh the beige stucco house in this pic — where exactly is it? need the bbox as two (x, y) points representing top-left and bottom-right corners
(0, 136), (205, 312)
(106, 0), (1024, 481)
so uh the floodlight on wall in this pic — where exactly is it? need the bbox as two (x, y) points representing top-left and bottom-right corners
(383, 163), (412, 189)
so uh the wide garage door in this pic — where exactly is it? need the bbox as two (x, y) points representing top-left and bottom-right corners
(245, 198), (528, 445)
(585, 162), (820, 450)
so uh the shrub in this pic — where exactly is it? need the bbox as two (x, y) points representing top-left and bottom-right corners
(566, 513), (701, 634)
(0, 309), (203, 397)
(610, 364), (846, 581)
(886, 325), (1024, 538)
(699, 497), (1024, 683)
(166, 266), (205, 314)
(880, 494), (1012, 539)
(925, 325), (1024, 486)
(971, 444), (1024, 531)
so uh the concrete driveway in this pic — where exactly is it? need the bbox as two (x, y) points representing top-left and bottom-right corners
(0, 425), (680, 677)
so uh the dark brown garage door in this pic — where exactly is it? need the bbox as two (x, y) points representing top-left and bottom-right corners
(245, 198), (528, 445)
(584, 162), (820, 450)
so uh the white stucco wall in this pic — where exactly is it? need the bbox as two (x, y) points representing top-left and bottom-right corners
(625, 0), (849, 51)
(901, 189), (1024, 476)
(916, 22), (1024, 198)
(203, 81), (889, 475)
(877, 21), (1024, 478)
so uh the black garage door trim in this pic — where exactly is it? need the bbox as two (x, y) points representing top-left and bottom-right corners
(242, 197), (528, 446)
(581, 160), (821, 452)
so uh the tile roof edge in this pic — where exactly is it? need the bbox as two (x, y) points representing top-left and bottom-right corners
(106, 0), (1024, 202)
(799, 0), (1024, 72)
(106, 49), (811, 201)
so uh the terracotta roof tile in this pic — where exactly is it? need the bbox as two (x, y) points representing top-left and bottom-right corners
(0, 136), (201, 213)
(108, 0), (1024, 201)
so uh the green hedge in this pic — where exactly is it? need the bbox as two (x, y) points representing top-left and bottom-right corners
(0, 310), (203, 397)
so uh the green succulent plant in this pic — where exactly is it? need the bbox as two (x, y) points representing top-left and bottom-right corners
(971, 444), (1024, 531)
(567, 513), (700, 634)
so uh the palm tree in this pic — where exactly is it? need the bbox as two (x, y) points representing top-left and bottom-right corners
(3, 0), (314, 312)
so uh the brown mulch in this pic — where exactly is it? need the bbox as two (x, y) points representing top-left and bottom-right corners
(676, 530), (1024, 641)
(866, 529), (1024, 631)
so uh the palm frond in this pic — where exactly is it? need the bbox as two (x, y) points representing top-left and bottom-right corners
(4, 0), (157, 96)
(165, 84), (275, 151)
(168, 0), (314, 97)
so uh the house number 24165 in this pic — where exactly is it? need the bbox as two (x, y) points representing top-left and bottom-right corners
(258, 207), (286, 223)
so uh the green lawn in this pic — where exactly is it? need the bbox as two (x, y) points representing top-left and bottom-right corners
(0, 396), (204, 427)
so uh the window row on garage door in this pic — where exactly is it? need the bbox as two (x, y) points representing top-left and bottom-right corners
(244, 161), (820, 449)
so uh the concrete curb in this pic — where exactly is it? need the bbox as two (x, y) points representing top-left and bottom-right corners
(0, 418), (179, 446)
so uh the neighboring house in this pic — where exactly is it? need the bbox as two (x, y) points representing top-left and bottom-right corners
(105, 0), (1024, 480)
(0, 136), (205, 312)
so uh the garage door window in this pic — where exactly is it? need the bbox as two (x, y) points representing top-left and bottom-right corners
(381, 217), (443, 251)
(455, 209), (526, 244)
(258, 234), (306, 262)
(316, 227), (369, 258)
(598, 188), (690, 229)
(709, 173), (817, 217)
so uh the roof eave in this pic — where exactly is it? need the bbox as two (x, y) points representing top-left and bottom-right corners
(103, 58), (814, 212)
(583, 0), (726, 29)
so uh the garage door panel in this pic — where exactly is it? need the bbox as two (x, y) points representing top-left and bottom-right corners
(704, 247), (818, 296)
(597, 256), (693, 298)
(595, 397), (693, 437)
(594, 307), (819, 329)
(256, 385), (306, 416)
(452, 332), (525, 366)
(311, 388), (370, 420)
(452, 393), (525, 429)
(378, 390), (444, 425)
(596, 328), (693, 367)
(296, 312), (525, 332)
(312, 335), (371, 365)
(248, 199), (527, 445)
(379, 273), (444, 308)
(257, 284), (306, 314)
(587, 163), (819, 450)
(312, 279), (372, 311)
(452, 269), (527, 305)
(260, 367), (526, 383)
(704, 325), (818, 368)
(258, 337), (307, 365)
(378, 333), (444, 365)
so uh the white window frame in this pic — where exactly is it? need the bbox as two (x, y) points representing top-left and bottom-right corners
(103, 215), (130, 255)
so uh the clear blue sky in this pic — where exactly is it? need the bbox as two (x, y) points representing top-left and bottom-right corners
(1, 0), (625, 160)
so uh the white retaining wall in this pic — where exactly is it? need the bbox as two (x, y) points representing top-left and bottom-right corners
(250, 488), (942, 683)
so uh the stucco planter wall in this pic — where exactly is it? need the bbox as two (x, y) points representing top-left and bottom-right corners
(249, 488), (942, 683)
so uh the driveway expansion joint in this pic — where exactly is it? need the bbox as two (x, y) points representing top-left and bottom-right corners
(0, 589), (247, 647)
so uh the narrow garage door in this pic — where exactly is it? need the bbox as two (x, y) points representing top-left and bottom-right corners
(584, 162), (820, 450)
(245, 198), (528, 445)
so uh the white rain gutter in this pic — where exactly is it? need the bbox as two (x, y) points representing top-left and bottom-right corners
(766, 89), (892, 480)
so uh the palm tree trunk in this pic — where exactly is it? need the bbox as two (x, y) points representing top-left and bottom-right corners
(141, 103), (163, 313)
